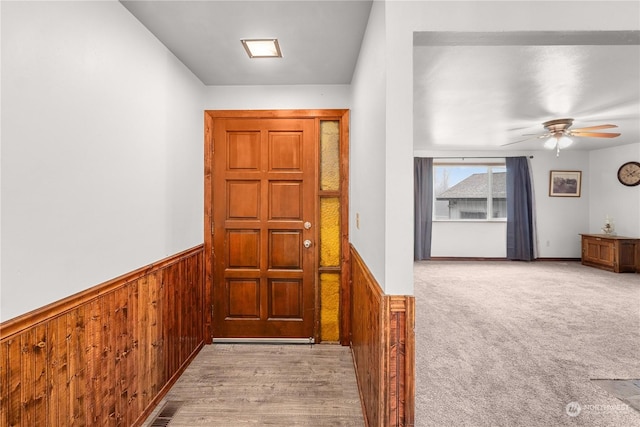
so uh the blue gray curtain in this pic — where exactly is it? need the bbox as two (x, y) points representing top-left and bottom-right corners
(414, 157), (433, 260)
(506, 157), (537, 261)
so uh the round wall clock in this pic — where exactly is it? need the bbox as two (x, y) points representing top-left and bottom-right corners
(617, 161), (640, 186)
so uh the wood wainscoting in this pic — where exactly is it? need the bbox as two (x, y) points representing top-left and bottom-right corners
(0, 245), (204, 426)
(350, 245), (415, 427)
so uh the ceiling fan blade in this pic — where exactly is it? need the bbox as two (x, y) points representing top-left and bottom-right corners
(501, 140), (527, 147)
(570, 131), (621, 138)
(501, 134), (547, 146)
(571, 124), (618, 132)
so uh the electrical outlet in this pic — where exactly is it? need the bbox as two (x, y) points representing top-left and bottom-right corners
(356, 213), (360, 229)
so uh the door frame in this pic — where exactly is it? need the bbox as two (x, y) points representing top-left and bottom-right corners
(203, 109), (350, 345)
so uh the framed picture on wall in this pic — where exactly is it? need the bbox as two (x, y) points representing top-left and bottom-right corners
(549, 170), (582, 197)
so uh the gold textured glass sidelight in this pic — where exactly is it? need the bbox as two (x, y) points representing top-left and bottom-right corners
(320, 120), (340, 191)
(320, 197), (340, 267)
(320, 273), (340, 342)
(318, 120), (342, 342)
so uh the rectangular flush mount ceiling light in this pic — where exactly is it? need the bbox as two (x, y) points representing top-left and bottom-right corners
(241, 38), (282, 58)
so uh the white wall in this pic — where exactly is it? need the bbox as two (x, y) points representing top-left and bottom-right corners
(203, 85), (350, 110)
(589, 143), (640, 238)
(532, 149), (591, 258)
(349, 1), (388, 288)
(1, 1), (205, 321)
(431, 222), (507, 257)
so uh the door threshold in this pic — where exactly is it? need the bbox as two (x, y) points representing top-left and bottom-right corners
(212, 337), (315, 345)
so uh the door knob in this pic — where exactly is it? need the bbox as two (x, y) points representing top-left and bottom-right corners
(303, 239), (312, 248)
(304, 221), (312, 230)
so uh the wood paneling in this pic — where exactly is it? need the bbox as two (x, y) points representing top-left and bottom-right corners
(0, 245), (204, 427)
(350, 245), (415, 427)
(388, 296), (415, 426)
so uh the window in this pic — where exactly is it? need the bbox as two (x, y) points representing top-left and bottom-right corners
(433, 162), (506, 220)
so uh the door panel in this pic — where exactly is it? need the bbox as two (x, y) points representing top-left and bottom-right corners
(212, 118), (316, 339)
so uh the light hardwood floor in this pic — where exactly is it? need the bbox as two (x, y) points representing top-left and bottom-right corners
(141, 344), (365, 426)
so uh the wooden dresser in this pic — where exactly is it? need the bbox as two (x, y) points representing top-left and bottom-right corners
(580, 234), (639, 273)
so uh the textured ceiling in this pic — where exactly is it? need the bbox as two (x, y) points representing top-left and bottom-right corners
(414, 31), (640, 151)
(119, 1), (640, 153)
(120, 0), (372, 85)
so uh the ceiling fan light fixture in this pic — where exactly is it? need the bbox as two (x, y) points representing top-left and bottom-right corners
(544, 135), (573, 150)
(557, 135), (573, 149)
(544, 137), (558, 149)
(241, 38), (282, 58)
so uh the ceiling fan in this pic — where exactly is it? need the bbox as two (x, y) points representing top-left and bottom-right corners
(504, 118), (621, 156)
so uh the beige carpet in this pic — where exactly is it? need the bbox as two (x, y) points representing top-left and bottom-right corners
(414, 260), (640, 427)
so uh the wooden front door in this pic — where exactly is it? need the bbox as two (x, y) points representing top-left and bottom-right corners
(211, 117), (317, 339)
